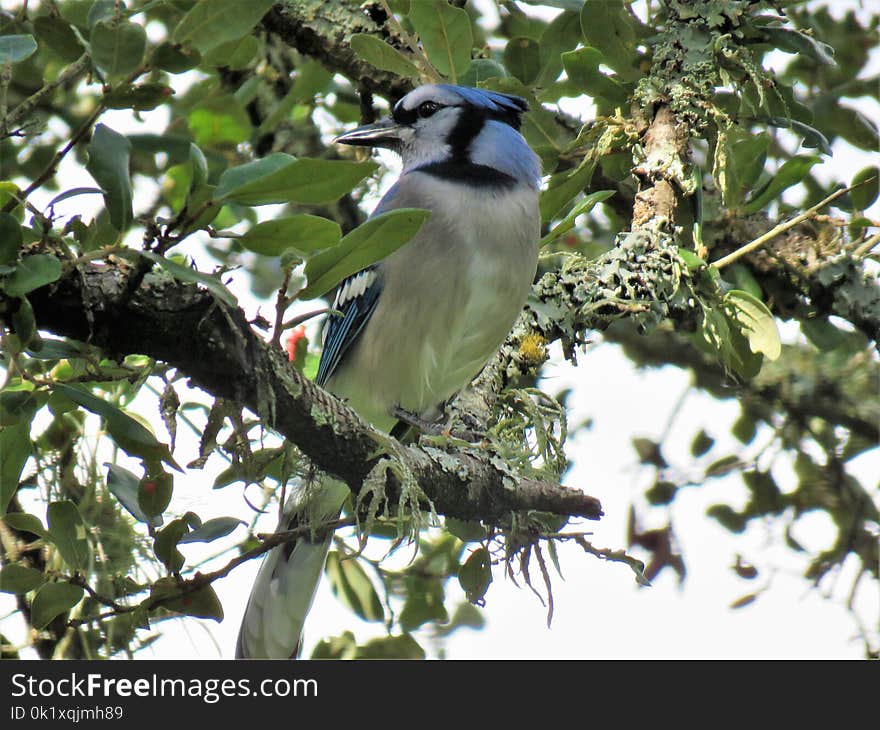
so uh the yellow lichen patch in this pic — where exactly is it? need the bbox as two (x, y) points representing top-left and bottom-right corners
(518, 333), (548, 367)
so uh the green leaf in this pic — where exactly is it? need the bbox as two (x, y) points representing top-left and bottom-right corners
(354, 634), (425, 659)
(521, 105), (570, 170)
(214, 153), (377, 206)
(33, 16), (85, 62)
(444, 518), (487, 542)
(0, 388), (37, 428)
(311, 631), (357, 659)
(2, 513), (48, 539)
(0, 422), (31, 515)
(408, 0), (473, 82)
(721, 131), (770, 208)
(540, 189), (615, 246)
(579, 0), (639, 80)
(189, 144), (208, 193)
(0, 212), (22, 265)
(632, 437), (667, 467)
(12, 296), (37, 348)
(299, 208), (430, 301)
(47, 501), (90, 571)
(2, 255), (62, 297)
(47, 187), (105, 209)
(85, 124), (133, 231)
(399, 576), (448, 631)
(732, 411), (757, 445)
(760, 26), (836, 67)
(724, 264), (762, 300)
(135, 250), (237, 308)
(86, 0), (115, 28)
(325, 551), (384, 623)
(539, 162), (595, 222)
(762, 117), (831, 156)
(187, 97), (251, 147)
(459, 58), (508, 86)
(104, 82), (173, 111)
(53, 383), (180, 470)
(503, 37), (541, 85)
(676, 248), (706, 271)
(202, 34), (259, 69)
(458, 547), (492, 603)
(723, 290), (782, 361)
(850, 166), (879, 211)
(0, 564), (46, 594)
(177, 516), (243, 544)
(696, 307), (763, 379)
(153, 517), (189, 573)
(89, 19), (147, 79)
(239, 215), (341, 257)
(105, 463), (162, 526)
(561, 48), (629, 106)
(646, 480), (678, 506)
(158, 583), (224, 621)
(690, 429), (715, 458)
(0, 34), (37, 64)
(350, 33), (420, 79)
(536, 10), (582, 88)
(151, 41), (201, 73)
(742, 155), (822, 215)
(30, 582), (84, 629)
(829, 107), (879, 151)
(172, 0), (276, 54)
(138, 470), (173, 519)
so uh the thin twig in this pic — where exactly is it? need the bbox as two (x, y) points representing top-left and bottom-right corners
(271, 268), (293, 348)
(2, 105), (104, 214)
(712, 185), (853, 269)
(3, 53), (92, 134)
(66, 516), (356, 627)
(378, 0), (443, 83)
(0, 61), (12, 138)
(853, 231), (880, 259)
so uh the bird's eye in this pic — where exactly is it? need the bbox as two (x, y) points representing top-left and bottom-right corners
(417, 101), (441, 118)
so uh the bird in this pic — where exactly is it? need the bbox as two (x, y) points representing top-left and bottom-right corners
(236, 84), (542, 658)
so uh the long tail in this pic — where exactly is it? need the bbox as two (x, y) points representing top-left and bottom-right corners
(236, 478), (349, 659)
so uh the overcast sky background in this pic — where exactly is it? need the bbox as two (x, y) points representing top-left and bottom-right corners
(1, 0), (877, 659)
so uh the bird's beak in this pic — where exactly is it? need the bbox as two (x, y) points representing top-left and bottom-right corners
(333, 117), (403, 148)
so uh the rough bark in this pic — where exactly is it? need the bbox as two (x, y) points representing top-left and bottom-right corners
(19, 252), (602, 523)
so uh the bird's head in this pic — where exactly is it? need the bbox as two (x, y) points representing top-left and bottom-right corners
(334, 85), (537, 184)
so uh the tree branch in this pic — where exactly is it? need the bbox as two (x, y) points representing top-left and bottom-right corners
(17, 250), (602, 524)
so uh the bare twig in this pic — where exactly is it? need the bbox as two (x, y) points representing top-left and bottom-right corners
(712, 185), (853, 270)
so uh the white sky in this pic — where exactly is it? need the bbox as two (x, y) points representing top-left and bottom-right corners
(1, 0), (878, 659)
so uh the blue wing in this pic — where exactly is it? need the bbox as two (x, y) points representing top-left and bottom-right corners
(315, 267), (382, 387)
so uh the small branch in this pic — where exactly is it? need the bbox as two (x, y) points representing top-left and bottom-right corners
(270, 268), (293, 349)
(0, 61), (11, 138)
(2, 105), (104, 214)
(67, 517), (356, 627)
(378, 0), (442, 83)
(712, 186), (852, 270)
(2, 53), (92, 135)
(21, 251), (603, 525)
(853, 231), (880, 260)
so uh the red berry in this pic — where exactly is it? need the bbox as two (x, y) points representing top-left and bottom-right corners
(285, 326), (307, 362)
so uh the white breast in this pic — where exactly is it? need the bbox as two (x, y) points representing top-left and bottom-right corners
(326, 174), (540, 431)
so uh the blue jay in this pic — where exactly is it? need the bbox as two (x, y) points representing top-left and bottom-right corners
(236, 85), (541, 658)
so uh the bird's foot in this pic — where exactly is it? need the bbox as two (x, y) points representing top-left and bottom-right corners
(391, 405), (484, 444)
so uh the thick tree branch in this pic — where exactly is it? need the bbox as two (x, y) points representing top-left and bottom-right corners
(263, 1), (414, 100)
(15, 251), (602, 524)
